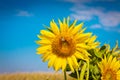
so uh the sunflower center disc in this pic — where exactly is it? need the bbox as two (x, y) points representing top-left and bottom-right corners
(103, 69), (116, 80)
(52, 36), (76, 57)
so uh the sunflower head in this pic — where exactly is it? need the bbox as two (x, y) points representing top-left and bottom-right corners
(98, 55), (120, 80)
(36, 17), (99, 72)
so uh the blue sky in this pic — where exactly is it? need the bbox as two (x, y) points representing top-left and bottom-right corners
(0, 0), (120, 73)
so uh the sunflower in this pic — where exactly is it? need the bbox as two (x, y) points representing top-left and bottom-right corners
(36, 17), (99, 72)
(98, 55), (120, 80)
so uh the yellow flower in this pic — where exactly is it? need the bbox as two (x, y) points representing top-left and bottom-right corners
(98, 55), (120, 80)
(36, 17), (99, 72)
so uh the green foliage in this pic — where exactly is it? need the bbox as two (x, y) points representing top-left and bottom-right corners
(67, 41), (120, 80)
(66, 64), (71, 71)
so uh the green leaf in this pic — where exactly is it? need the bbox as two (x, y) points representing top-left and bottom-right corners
(100, 45), (106, 51)
(94, 49), (102, 59)
(92, 74), (97, 80)
(93, 65), (99, 74)
(87, 49), (95, 57)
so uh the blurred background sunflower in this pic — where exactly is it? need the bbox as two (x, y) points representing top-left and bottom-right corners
(98, 55), (120, 80)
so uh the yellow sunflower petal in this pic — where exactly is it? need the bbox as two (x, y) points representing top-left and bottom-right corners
(50, 20), (60, 35)
(42, 52), (51, 62)
(68, 20), (77, 32)
(76, 43), (89, 49)
(36, 40), (51, 45)
(117, 70), (120, 74)
(90, 42), (100, 48)
(110, 57), (117, 69)
(80, 27), (86, 33)
(48, 54), (56, 68)
(102, 56), (107, 70)
(58, 19), (64, 33)
(36, 45), (51, 54)
(67, 57), (74, 72)
(58, 18), (68, 33)
(40, 30), (55, 38)
(54, 57), (62, 71)
(77, 48), (91, 57)
(63, 17), (66, 24)
(61, 58), (67, 71)
(76, 33), (92, 41)
(71, 23), (83, 35)
(67, 17), (70, 26)
(37, 35), (48, 40)
(71, 55), (79, 68)
(74, 51), (84, 60)
(103, 55), (107, 64)
(37, 35), (41, 39)
(112, 61), (120, 70)
(89, 35), (97, 43)
(107, 55), (113, 65)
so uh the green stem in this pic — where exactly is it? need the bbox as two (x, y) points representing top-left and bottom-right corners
(76, 69), (79, 80)
(64, 69), (67, 80)
(86, 60), (89, 80)
(79, 62), (87, 80)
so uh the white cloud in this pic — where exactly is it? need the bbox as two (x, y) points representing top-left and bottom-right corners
(62, 0), (91, 3)
(118, 29), (120, 33)
(70, 5), (103, 20)
(70, 13), (92, 21)
(104, 27), (120, 33)
(16, 10), (33, 17)
(90, 24), (120, 33)
(69, 5), (120, 28)
(99, 12), (120, 27)
(61, 0), (120, 33)
(90, 24), (102, 29)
